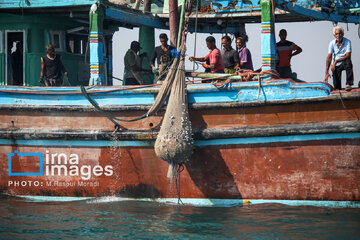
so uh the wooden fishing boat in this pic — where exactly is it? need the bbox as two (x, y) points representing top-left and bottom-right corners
(0, 0), (359, 207)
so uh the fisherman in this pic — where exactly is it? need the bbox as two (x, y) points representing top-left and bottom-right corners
(150, 33), (176, 77)
(276, 29), (302, 78)
(236, 36), (254, 71)
(221, 35), (239, 74)
(189, 36), (225, 73)
(324, 26), (355, 91)
(124, 41), (152, 85)
(40, 44), (67, 86)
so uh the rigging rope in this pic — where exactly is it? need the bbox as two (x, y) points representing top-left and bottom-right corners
(193, 0), (199, 73)
(176, 164), (185, 205)
(271, 0), (277, 63)
(337, 90), (360, 120)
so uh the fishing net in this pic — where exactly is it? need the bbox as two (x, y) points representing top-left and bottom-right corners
(80, 31), (194, 168)
(145, 55), (179, 116)
(154, 44), (194, 165)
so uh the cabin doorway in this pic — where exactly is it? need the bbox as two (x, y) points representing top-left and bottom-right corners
(5, 31), (25, 86)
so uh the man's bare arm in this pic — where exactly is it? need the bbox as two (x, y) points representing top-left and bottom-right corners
(291, 45), (302, 57)
(40, 58), (44, 82)
(332, 52), (351, 66)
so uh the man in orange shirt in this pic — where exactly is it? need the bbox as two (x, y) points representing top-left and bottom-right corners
(189, 36), (225, 73)
(276, 29), (302, 79)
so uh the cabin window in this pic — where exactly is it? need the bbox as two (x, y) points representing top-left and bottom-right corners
(49, 30), (65, 51)
(66, 34), (88, 55)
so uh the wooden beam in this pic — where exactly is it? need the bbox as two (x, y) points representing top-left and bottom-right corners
(105, 8), (165, 29)
(1, 120), (359, 140)
(0, 0), (96, 9)
(277, 1), (360, 24)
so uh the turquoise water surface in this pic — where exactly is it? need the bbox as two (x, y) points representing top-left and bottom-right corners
(1, 196), (359, 239)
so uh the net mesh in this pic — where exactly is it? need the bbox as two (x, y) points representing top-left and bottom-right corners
(154, 45), (194, 164)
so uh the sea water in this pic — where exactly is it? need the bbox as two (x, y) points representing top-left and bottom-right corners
(1, 196), (359, 239)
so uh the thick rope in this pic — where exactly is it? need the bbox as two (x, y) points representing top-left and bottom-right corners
(284, 0), (296, 11)
(213, 78), (231, 89)
(212, 69), (280, 89)
(80, 85), (147, 123)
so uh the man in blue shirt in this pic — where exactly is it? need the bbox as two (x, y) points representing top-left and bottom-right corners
(324, 26), (354, 91)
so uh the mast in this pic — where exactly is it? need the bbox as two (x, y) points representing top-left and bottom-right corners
(169, 0), (179, 47)
(176, 0), (186, 49)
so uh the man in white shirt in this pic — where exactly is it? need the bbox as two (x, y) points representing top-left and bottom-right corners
(324, 26), (354, 91)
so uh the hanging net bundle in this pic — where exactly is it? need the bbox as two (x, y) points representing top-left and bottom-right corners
(81, 31), (194, 166)
(154, 43), (194, 165)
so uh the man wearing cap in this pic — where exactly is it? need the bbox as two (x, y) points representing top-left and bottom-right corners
(124, 41), (152, 85)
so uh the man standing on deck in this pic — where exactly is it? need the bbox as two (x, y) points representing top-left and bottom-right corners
(236, 36), (254, 71)
(189, 36), (225, 73)
(124, 41), (152, 85)
(324, 26), (355, 91)
(150, 33), (175, 78)
(221, 35), (239, 74)
(40, 44), (67, 86)
(276, 29), (302, 79)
